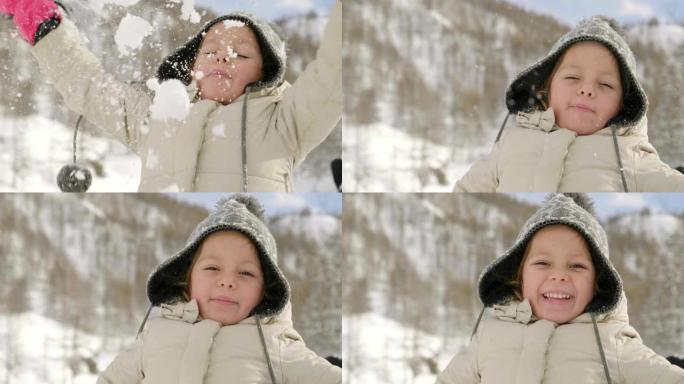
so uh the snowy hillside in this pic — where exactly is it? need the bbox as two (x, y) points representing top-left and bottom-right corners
(0, 312), (128, 384)
(343, 313), (469, 384)
(0, 194), (342, 382)
(0, 115), (139, 192)
(343, 0), (684, 191)
(344, 122), (487, 192)
(344, 193), (684, 383)
(627, 22), (684, 53)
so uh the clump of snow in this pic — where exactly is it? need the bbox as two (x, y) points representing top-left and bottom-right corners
(147, 79), (190, 121)
(193, 70), (205, 80)
(115, 14), (153, 56)
(169, 0), (200, 23)
(226, 46), (238, 59)
(223, 20), (246, 29)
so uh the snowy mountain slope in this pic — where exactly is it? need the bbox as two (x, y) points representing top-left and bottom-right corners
(343, 122), (489, 192)
(0, 115), (139, 192)
(343, 313), (469, 384)
(0, 312), (130, 384)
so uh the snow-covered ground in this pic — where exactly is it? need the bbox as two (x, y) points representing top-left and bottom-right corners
(343, 313), (470, 384)
(0, 312), (133, 384)
(0, 115), (140, 192)
(343, 123), (489, 192)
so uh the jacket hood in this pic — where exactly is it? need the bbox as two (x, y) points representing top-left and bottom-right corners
(505, 15), (648, 133)
(478, 193), (623, 315)
(147, 194), (290, 317)
(157, 12), (287, 92)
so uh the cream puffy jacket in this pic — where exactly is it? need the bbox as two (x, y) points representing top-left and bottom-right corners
(454, 108), (684, 192)
(97, 300), (341, 384)
(437, 298), (684, 384)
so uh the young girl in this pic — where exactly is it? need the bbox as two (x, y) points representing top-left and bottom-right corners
(97, 194), (341, 383)
(453, 16), (684, 192)
(0, 0), (342, 192)
(437, 194), (684, 383)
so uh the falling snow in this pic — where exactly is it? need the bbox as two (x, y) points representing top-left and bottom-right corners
(114, 14), (153, 56)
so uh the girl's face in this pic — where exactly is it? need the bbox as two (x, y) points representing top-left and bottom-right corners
(189, 230), (264, 325)
(192, 23), (264, 105)
(548, 41), (623, 135)
(521, 224), (596, 324)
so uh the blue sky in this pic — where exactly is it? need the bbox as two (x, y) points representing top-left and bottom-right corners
(510, 193), (684, 220)
(503, 0), (684, 25)
(194, 0), (334, 20)
(171, 193), (342, 217)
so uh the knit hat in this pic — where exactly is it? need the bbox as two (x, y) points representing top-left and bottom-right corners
(478, 193), (623, 315)
(505, 16), (648, 130)
(157, 12), (287, 92)
(146, 194), (290, 317)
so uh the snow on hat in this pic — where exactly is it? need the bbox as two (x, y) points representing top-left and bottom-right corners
(505, 16), (648, 131)
(157, 12), (287, 92)
(478, 193), (623, 315)
(147, 194), (290, 317)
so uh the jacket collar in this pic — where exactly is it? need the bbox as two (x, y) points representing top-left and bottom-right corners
(490, 293), (629, 326)
(515, 107), (648, 137)
(159, 299), (295, 326)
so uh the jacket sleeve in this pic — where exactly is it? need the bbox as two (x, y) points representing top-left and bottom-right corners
(31, 18), (152, 154)
(632, 142), (684, 192)
(452, 144), (499, 192)
(274, 0), (342, 167)
(435, 337), (480, 384)
(96, 338), (144, 384)
(617, 326), (684, 384)
(279, 329), (342, 384)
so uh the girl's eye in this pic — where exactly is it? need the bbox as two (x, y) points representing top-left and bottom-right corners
(600, 83), (614, 89)
(533, 261), (549, 266)
(570, 263), (587, 270)
(564, 76), (579, 80)
(240, 271), (255, 277)
(203, 266), (219, 271)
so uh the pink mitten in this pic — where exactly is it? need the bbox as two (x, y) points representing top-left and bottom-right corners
(0, 0), (61, 45)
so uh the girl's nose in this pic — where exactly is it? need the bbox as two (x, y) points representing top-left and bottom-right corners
(550, 273), (568, 282)
(217, 279), (235, 289)
(577, 85), (594, 97)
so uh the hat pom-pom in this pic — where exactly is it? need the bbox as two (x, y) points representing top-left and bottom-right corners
(543, 193), (597, 216)
(57, 164), (92, 192)
(216, 194), (266, 221)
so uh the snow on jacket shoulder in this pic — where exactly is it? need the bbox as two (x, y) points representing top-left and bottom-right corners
(97, 300), (341, 384)
(436, 298), (684, 384)
(30, 0), (342, 192)
(453, 108), (684, 192)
